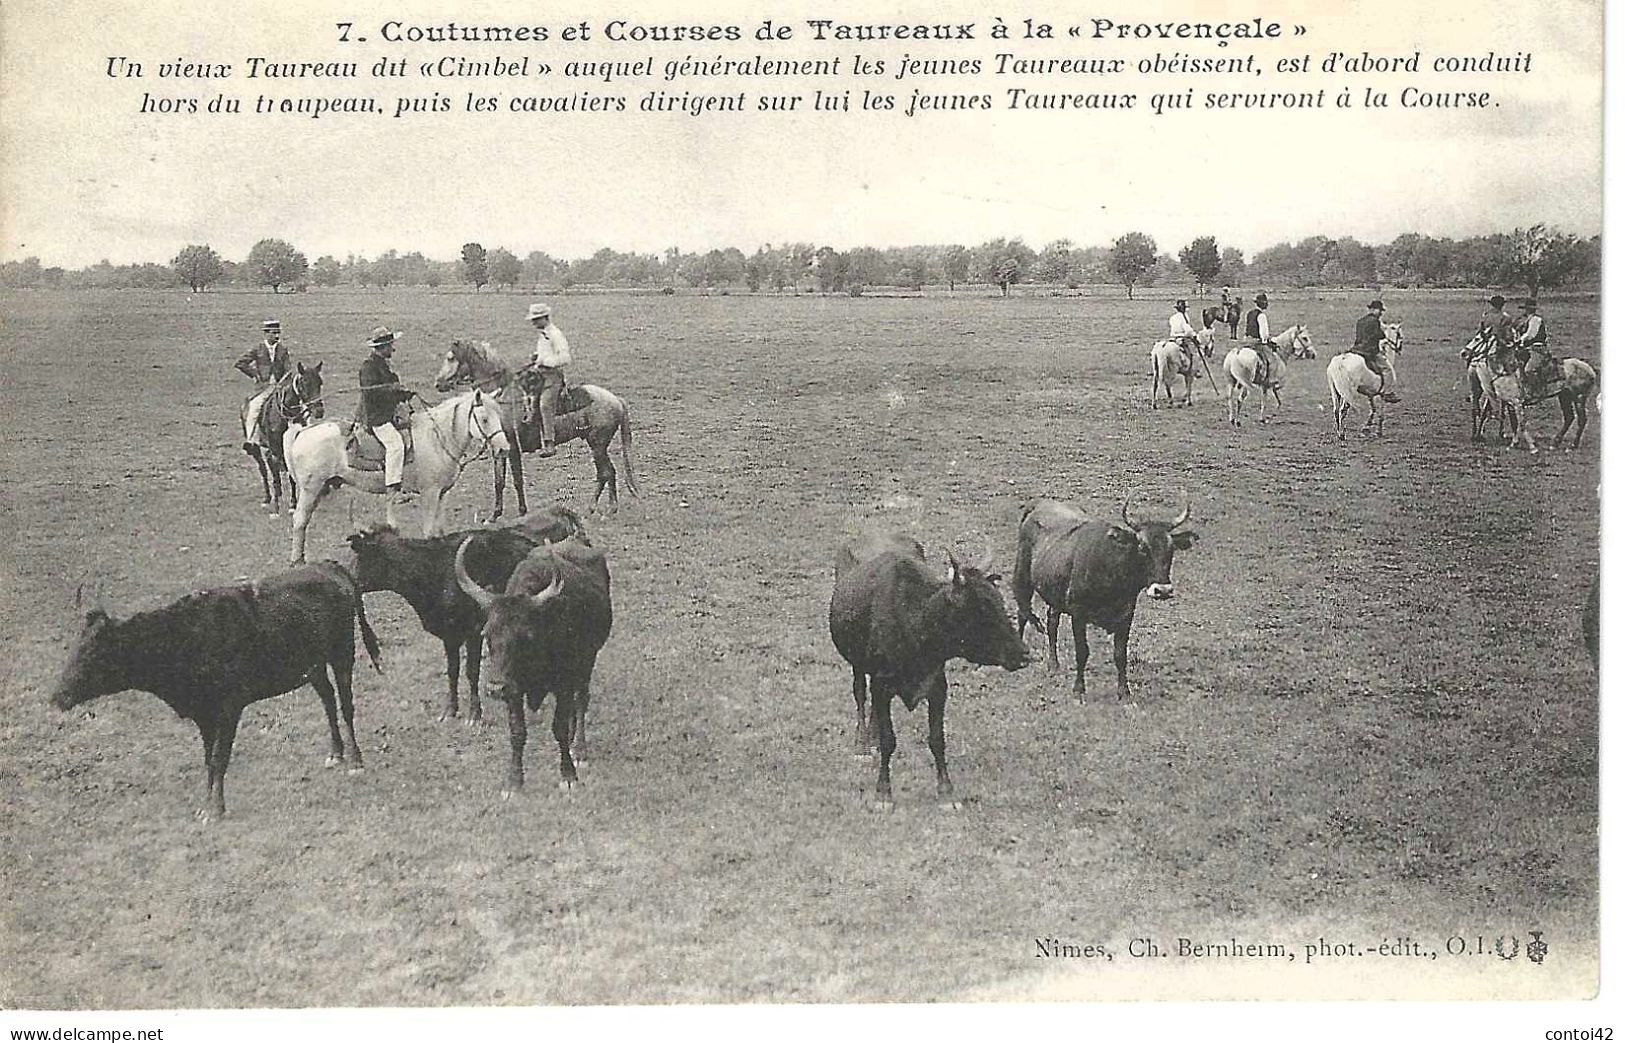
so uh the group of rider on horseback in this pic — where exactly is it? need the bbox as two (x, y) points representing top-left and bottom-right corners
(1471, 293), (1556, 387)
(238, 303), (579, 506)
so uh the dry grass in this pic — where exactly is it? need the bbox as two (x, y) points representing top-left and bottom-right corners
(0, 286), (1598, 1005)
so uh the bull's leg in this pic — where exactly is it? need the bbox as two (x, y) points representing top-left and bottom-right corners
(501, 692), (526, 797)
(553, 691), (580, 790)
(440, 639), (461, 720)
(1071, 615), (1091, 701)
(1112, 627), (1132, 701)
(851, 668), (871, 757)
(924, 672), (957, 806)
(465, 636), (484, 723)
(872, 684), (897, 808)
(310, 669), (345, 766)
(194, 716), (219, 820)
(204, 707), (242, 821)
(571, 685), (589, 765)
(1045, 607), (1062, 670)
(331, 663), (364, 770)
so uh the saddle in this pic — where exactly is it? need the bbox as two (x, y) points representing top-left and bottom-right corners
(344, 404), (414, 472)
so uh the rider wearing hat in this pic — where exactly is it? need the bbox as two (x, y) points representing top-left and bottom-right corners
(1484, 295), (1518, 367)
(359, 327), (414, 502)
(1168, 299), (1200, 367)
(1352, 299), (1400, 403)
(527, 301), (571, 458)
(1514, 298), (1548, 351)
(235, 319), (291, 385)
(1244, 293), (1281, 388)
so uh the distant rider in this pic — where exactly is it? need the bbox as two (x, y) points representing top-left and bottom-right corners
(1351, 299), (1400, 403)
(1167, 299), (1200, 368)
(1244, 293), (1280, 388)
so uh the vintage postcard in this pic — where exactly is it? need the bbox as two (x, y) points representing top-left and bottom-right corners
(0, 0), (1608, 1032)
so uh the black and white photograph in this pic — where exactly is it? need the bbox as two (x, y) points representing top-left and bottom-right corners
(0, 0), (1611, 1031)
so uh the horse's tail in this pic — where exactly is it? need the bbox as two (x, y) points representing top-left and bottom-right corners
(617, 398), (639, 496)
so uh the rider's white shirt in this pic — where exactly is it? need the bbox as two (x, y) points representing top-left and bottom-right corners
(1168, 312), (1198, 340)
(1257, 310), (1272, 344)
(533, 325), (572, 367)
(1518, 314), (1544, 345)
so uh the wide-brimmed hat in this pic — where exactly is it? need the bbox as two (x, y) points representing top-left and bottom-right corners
(1521, 298), (1538, 311)
(526, 302), (552, 321)
(367, 326), (399, 348)
(1488, 295), (1507, 309)
(1368, 299), (1385, 311)
(1254, 293), (1269, 306)
(262, 319), (281, 332)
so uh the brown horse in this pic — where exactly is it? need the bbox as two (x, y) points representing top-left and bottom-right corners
(496, 367), (639, 515)
(240, 362), (324, 515)
(433, 339), (531, 518)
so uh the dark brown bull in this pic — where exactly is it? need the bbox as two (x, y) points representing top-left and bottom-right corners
(829, 531), (1029, 808)
(455, 536), (613, 796)
(50, 563), (382, 820)
(341, 505), (585, 722)
(1013, 495), (1197, 701)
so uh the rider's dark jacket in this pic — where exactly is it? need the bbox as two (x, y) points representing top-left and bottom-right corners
(360, 353), (409, 427)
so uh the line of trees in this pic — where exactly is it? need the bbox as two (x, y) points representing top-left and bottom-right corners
(0, 226), (1599, 299)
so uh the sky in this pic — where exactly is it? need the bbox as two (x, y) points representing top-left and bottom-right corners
(0, 0), (1603, 267)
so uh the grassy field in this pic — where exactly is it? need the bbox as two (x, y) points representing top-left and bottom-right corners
(0, 286), (1600, 1005)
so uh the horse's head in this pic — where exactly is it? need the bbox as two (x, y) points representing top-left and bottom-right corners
(434, 340), (474, 393)
(1383, 323), (1404, 355)
(468, 390), (510, 453)
(293, 360), (325, 420)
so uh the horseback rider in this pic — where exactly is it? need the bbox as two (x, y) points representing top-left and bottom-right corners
(527, 301), (571, 458)
(1244, 293), (1280, 388)
(1513, 297), (1556, 389)
(1168, 299), (1200, 368)
(1484, 295), (1518, 369)
(359, 327), (415, 504)
(235, 319), (290, 385)
(236, 319), (292, 451)
(1352, 299), (1400, 403)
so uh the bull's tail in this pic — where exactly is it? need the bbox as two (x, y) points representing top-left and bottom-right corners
(618, 400), (639, 496)
(352, 583), (383, 672)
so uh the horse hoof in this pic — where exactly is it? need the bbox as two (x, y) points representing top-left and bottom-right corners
(558, 778), (581, 792)
(324, 754), (341, 769)
(870, 799), (895, 814)
(500, 789), (517, 801)
(345, 765), (365, 776)
(939, 799), (963, 812)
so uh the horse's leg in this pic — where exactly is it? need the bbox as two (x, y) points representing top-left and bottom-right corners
(490, 452), (507, 522)
(1150, 363), (1159, 409)
(1554, 393), (1575, 449)
(249, 447), (272, 508)
(289, 483), (316, 564)
(593, 443), (618, 511)
(508, 440), (529, 518)
(421, 487), (448, 537)
(1574, 394), (1590, 449)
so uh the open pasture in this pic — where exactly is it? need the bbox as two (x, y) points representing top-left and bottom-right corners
(0, 287), (1599, 1004)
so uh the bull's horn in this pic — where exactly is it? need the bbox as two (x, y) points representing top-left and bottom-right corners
(1171, 490), (1191, 530)
(530, 571), (564, 608)
(453, 537), (497, 612)
(946, 551), (962, 584)
(1121, 493), (1140, 530)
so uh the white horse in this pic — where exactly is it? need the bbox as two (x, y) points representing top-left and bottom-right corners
(1222, 325), (1313, 425)
(284, 390), (509, 563)
(1149, 329), (1214, 408)
(1327, 323), (1403, 440)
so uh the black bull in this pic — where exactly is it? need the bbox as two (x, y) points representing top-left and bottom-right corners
(1013, 497), (1197, 701)
(51, 563), (382, 820)
(828, 532), (1028, 807)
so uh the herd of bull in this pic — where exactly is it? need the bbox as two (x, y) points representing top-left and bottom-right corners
(51, 484), (1198, 817)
